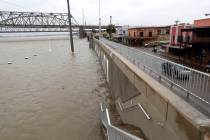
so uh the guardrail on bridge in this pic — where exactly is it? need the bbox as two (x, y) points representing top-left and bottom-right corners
(102, 39), (210, 113)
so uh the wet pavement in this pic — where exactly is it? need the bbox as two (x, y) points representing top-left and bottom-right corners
(0, 36), (107, 140)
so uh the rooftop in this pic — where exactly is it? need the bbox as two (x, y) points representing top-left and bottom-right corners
(128, 25), (170, 30)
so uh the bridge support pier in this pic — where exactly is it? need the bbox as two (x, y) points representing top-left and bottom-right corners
(79, 26), (86, 38)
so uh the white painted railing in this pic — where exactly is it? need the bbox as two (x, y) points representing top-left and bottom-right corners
(100, 103), (143, 140)
(100, 38), (210, 111)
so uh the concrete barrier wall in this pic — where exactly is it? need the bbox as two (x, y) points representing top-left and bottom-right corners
(92, 38), (210, 140)
(109, 58), (140, 102)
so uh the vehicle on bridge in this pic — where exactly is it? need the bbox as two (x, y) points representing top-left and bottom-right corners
(161, 62), (191, 80)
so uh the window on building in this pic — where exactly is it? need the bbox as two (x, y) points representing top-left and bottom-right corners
(178, 36), (182, 43)
(186, 36), (190, 42)
(157, 30), (161, 35)
(140, 32), (143, 37)
(134, 32), (136, 37)
(166, 29), (170, 35)
(173, 36), (175, 42)
(123, 31), (125, 35)
(149, 32), (152, 37)
(129, 32), (130, 37)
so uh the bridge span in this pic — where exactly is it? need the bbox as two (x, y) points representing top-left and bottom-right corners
(0, 11), (108, 33)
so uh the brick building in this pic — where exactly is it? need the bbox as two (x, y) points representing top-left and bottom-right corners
(124, 26), (170, 46)
(194, 18), (210, 27)
(181, 18), (210, 65)
(170, 24), (193, 46)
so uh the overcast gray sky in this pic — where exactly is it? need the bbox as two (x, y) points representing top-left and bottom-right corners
(0, 0), (210, 26)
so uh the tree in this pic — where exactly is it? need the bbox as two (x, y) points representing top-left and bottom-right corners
(92, 29), (96, 33)
(106, 24), (116, 38)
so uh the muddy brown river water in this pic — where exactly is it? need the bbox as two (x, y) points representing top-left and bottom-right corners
(0, 36), (107, 140)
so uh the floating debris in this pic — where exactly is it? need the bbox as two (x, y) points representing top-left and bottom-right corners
(33, 54), (38, 56)
(25, 57), (29, 59)
(8, 62), (13, 64)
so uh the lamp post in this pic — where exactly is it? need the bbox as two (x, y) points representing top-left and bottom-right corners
(82, 9), (85, 26)
(67, 0), (74, 52)
(99, 0), (101, 38)
(110, 16), (112, 24)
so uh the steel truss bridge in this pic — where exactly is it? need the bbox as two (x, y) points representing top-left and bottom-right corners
(0, 11), (107, 33)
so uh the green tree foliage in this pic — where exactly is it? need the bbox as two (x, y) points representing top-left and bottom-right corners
(106, 24), (116, 38)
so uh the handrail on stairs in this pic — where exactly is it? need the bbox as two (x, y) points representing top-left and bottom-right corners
(100, 103), (143, 140)
(117, 101), (151, 120)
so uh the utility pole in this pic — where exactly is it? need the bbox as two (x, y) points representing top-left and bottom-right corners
(82, 9), (85, 26)
(110, 16), (112, 24)
(99, 0), (101, 38)
(67, 0), (74, 52)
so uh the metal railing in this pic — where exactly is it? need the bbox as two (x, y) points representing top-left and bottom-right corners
(100, 103), (143, 140)
(117, 101), (151, 120)
(101, 38), (210, 106)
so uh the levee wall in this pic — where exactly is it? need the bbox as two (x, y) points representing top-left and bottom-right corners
(92, 38), (210, 140)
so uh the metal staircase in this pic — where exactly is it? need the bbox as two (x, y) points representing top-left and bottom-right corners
(100, 103), (143, 140)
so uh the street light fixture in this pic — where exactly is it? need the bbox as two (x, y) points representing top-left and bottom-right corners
(67, 0), (74, 52)
(205, 13), (210, 16)
(82, 9), (85, 26)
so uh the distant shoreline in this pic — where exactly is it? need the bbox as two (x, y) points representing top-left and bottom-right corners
(0, 32), (79, 42)
(0, 35), (79, 42)
(0, 32), (78, 38)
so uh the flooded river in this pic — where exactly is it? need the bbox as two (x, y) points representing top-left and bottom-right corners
(0, 36), (107, 140)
